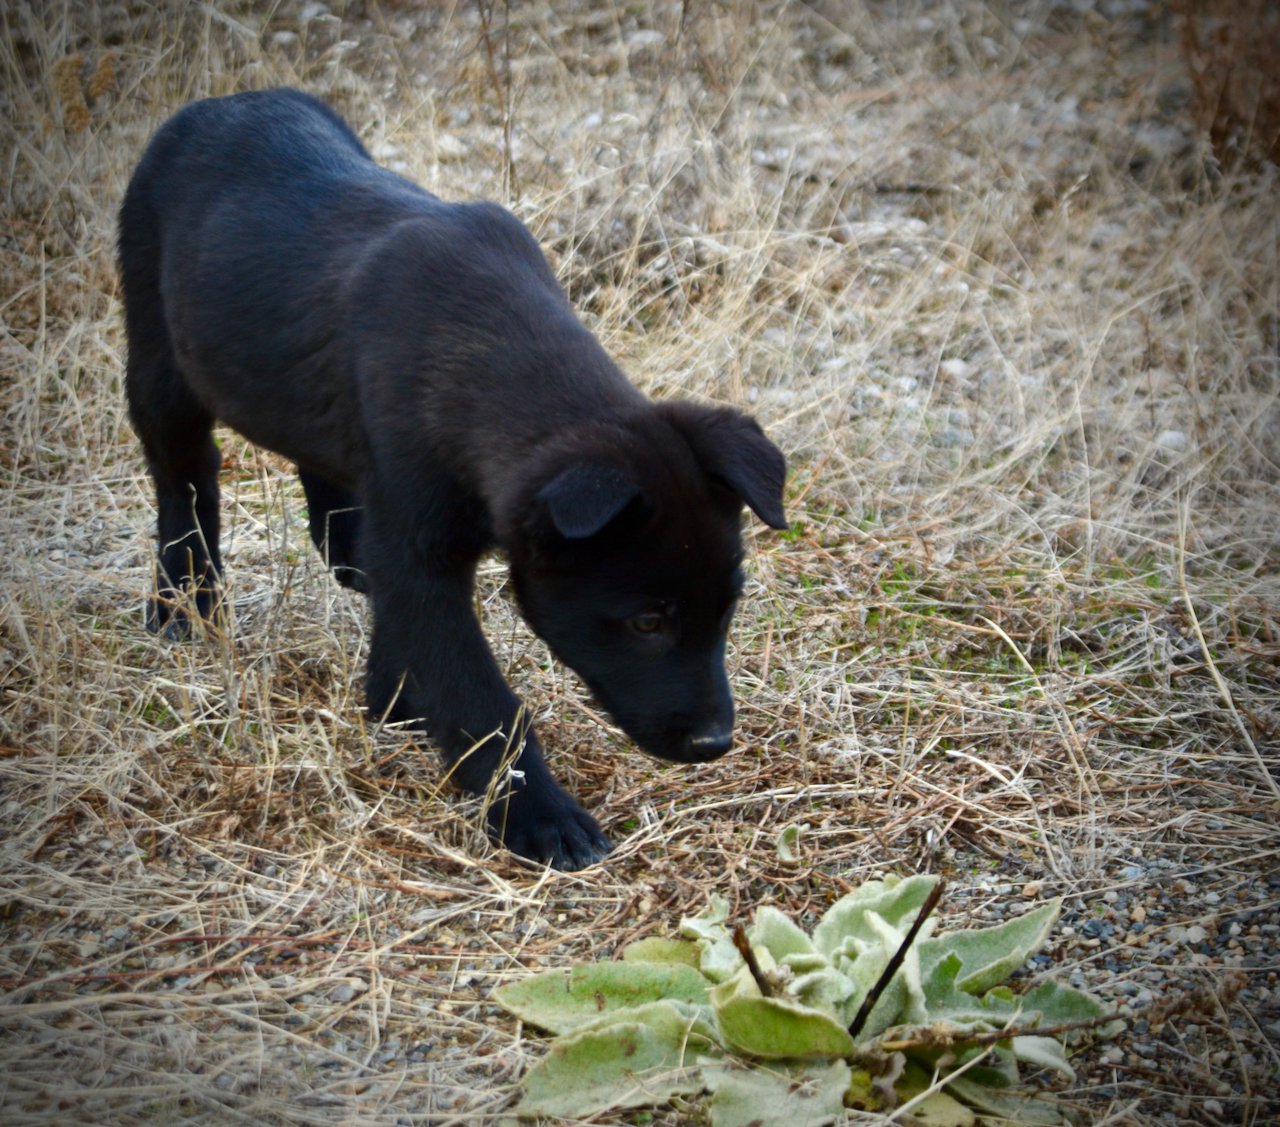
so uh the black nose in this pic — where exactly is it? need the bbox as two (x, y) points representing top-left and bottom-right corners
(685, 728), (733, 760)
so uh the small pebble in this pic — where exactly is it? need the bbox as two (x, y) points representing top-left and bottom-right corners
(1080, 918), (1110, 940)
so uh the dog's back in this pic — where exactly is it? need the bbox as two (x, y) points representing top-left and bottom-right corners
(120, 90), (642, 487)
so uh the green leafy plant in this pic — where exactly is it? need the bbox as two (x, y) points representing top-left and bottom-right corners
(496, 874), (1117, 1125)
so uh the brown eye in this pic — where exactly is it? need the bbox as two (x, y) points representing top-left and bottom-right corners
(629, 612), (664, 635)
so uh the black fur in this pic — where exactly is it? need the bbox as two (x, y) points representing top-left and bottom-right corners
(119, 89), (787, 870)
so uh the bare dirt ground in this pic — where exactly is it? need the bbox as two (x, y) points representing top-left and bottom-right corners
(1, 2), (1277, 1124)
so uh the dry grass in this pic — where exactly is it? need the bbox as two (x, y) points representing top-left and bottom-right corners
(1, 1), (1277, 1124)
(1177, 0), (1280, 169)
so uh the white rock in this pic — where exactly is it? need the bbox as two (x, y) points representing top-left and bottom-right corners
(432, 133), (468, 161)
(625, 30), (665, 51)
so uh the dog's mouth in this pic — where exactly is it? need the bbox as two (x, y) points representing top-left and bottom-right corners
(683, 730), (734, 760)
(584, 678), (736, 764)
(633, 727), (734, 764)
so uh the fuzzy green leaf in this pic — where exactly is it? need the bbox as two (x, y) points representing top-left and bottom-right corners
(1011, 1035), (1076, 1081)
(946, 1076), (1066, 1126)
(789, 965), (859, 1014)
(495, 962), (710, 1035)
(680, 896), (742, 983)
(909, 952), (1024, 1028)
(712, 973), (855, 1060)
(896, 1062), (978, 1127)
(851, 904), (923, 1037)
(812, 874), (941, 958)
(917, 900), (1060, 996)
(1020, 979), (1118, 1040)
(776, 823), (802, 863)
(904, 1089), (978, 1127)
(750, 905), (818, 964)
(706, 1060), (851, 1127)
(622, 936), (704, 969)
(961, 1055), (1021, 1090)
(514, 1001), (713, 1119)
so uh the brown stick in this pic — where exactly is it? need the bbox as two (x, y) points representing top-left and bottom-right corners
(732, 926), (774, 998)
(879, 1011), (1116, 1053)
(847, 878), (946, 1040)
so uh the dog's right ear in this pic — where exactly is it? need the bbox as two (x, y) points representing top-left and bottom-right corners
(660, 402), (789, 531)
(535, 462), (641, 540)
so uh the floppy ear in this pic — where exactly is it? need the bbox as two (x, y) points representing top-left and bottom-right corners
(536, 462), (641, 540)
(662, 403), (789, 530)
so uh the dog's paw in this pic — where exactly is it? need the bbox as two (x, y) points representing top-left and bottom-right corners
(488, 782), (612, 871)
(146, 590), (222, 640)
(332, 564), (369, 593)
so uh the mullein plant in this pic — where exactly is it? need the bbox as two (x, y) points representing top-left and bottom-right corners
(497, 872), (1118, 1125)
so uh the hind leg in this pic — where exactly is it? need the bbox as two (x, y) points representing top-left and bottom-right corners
(299, 469), (366, 592)
(126, 354), (224, 637)
(120, 182), (225, 636)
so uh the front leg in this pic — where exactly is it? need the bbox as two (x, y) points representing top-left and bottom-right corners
(362, 517), (611, 870)
(478, 723), (615, 872)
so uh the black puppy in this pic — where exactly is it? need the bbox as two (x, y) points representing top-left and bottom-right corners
(119, 89), (787, 869)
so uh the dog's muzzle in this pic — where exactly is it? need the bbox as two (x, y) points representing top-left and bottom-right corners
(683, 728), (733, 761)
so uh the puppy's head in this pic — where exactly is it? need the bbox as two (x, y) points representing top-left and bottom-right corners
(498, 404), (786, 764)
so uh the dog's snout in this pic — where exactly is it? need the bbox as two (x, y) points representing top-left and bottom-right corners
(686, 727), (733, 760)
